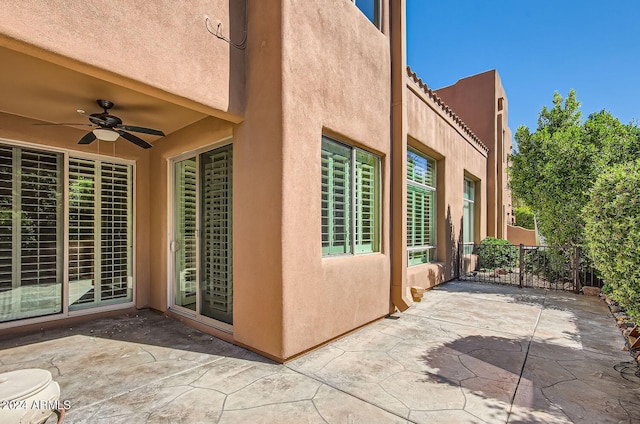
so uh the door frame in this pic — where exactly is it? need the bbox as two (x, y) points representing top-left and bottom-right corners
(0, 137), (136, 329)
(166, 137), (233, 333)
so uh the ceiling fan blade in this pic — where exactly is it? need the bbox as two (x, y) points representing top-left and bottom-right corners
(117, 130), (153, 149)
(117, 125), (165, 136)
(32, 123), (93, 126)
(78, 131), (97, 145)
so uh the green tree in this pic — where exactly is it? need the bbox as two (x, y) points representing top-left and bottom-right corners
(509, 90), (592, 246)
(509, 90), (640, 246)
(584, 161), (640, 319)
(513, 205), (534, 230)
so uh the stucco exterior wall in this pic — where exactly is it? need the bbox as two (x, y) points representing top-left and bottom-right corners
(507, 225), (537, 246)
(147, 117), (235, 313)
(0, 0), (517, 363)
(0, 0), (245, 120)
(435, 70), (513, 239)
(405, 82), (488, 292)
(232, 0), (285, 359)
(277, 0), (392, 359)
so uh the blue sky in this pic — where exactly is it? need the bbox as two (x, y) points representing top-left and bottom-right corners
(406, 0), (640, 142)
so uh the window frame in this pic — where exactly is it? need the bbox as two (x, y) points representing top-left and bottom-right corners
(406, 147), (436, 266)
(463, 177), (476, 255)
(322, 136), (381, 257)
(68, 157), (134, 311)
(352, 0), (382, 29)
(0, 137), (136, 328)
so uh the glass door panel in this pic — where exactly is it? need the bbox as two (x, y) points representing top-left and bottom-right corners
(171, 145), (232, 325)
(69, 158), (133, 311)
(173, 158), (197, 311)
(199, 146), (232, 324)
(0, 145), (63, 322)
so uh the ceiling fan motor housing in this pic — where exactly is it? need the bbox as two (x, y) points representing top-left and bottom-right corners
(89, 113), (122, 128)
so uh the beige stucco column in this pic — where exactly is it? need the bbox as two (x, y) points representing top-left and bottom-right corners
(390, 0), (411, 311)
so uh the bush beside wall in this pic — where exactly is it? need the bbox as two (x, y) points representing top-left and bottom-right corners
(584, 160), (640, 319)
(514, 206), (535, 230)
(476, 237), (518, 270)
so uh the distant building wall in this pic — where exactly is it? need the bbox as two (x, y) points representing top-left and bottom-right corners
(507, 225), (537, 246)
(403, 70), (488, 294)
(435, 70), (513, 240)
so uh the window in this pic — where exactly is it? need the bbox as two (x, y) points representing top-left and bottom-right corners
(322, 136), (380, 256)
(0, 141), (134, 323)
(463, 178), (475, 255)
(68, 158), (133, 310)
(407, 148), (436, 265)
(0, 145), (63, 322)
(352, 0), (381, 28)
(171, 144), (233, 326)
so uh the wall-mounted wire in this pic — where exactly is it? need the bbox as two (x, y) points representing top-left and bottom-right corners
(205, 0), (247, 50)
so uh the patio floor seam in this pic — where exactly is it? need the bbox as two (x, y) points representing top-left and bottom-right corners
(283, 364), (420, 424)
(506, 290), (546, 422)
(68, 356), (227, 414)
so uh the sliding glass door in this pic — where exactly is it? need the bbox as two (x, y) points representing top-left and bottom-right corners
(0, 142), (134, 324)
(171, 143), (233, 326)
(68, 158), (133, 310)
(173, 158), (197, 310)
(0, 145), (63, 322)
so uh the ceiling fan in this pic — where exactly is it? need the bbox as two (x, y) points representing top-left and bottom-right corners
(34, 99), (165, 149)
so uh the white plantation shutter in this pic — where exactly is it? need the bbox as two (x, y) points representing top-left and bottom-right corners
(322, 138), (352, 255)
(200, 145), (233, 324)
(407, 148), (436, 265)
(355, 150), (379, 253)
(0, 145), (12, 293)
(322, 137), (380, 256)
(100, 162), (132, 301)
(69, 157), (132, 309)
(176, 159), (197, 301)
(0, 144), (63, 322)
(68, 158), (96, 306)
(463, 178), (475, 254)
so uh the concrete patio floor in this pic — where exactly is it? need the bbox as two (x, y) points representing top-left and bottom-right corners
(1, 281), (639, 423)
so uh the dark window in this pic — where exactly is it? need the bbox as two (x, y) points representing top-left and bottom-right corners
(353, 0), (380, 28)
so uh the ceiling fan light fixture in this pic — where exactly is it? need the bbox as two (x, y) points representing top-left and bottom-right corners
(93, 128), (120, 142)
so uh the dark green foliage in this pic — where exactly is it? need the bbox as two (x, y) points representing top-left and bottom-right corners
(600, 284), (613, 295)
(514, 206), (535, 230)
(476, 237), (518, 270)
(584, 161), (640, 319)
(522, 247), (572, 284)
(509, 90), (640, 247)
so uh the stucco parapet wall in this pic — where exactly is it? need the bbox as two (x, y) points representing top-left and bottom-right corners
(406, 66), (489, 154)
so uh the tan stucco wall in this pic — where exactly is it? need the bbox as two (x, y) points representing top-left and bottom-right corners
(0, 0), (392, 361)
(232, 0), (285, 359)
(507, 225), (536, 246)
(0, 0), (245, 120)
(147, 117), (235, 313)
(405, 83), (488, 292)
(435, 70), (513, 239)
(0, 0), (517, 363)
(274, 0), (392, 359)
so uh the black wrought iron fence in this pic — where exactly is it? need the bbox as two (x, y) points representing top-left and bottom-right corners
(459, 244), (604, 292)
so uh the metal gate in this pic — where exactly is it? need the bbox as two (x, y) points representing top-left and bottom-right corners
(459, 244), (604, 292)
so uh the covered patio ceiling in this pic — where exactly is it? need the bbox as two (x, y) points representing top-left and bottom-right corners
(0, 45), (209, 146)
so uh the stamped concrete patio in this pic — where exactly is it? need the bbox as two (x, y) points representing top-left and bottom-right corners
(1, 281), (639, 423)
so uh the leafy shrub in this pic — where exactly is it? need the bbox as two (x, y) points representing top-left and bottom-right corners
(522, 246), (572, 284)
(514, 206), (535, 230)
(584, 160), (640, 319)
(600, 284), (613, 295)
(476, 237), (518, 270)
